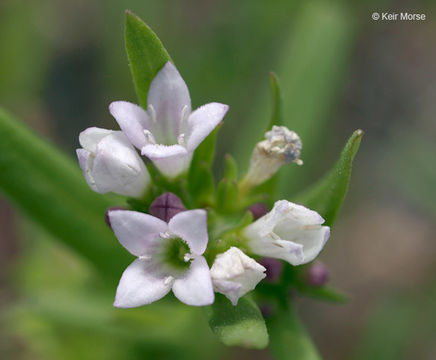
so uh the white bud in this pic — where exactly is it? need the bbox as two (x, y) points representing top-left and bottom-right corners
(210, 247), (266, 305)
(76, 127), (150, 197)
(243, 200), (330, 266)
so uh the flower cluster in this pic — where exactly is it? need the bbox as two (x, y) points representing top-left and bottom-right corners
(77, 62), (330, 307)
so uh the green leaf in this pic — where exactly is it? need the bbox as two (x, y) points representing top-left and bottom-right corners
(125, 10), (172, 108)
(0, 108), (130, 280)
(191, 124), (221, 168)
(296, 284), (349, 303)
(267, 305), (321, 360)
(206, 294), (269, 349)
(224, 154), (238, 180)
(294, 129), (363, 226)
(216, 178), (238, 212)
(266, 72), (283, 130)
(187, 125), (221, 207)
(188, 161), (215, 207)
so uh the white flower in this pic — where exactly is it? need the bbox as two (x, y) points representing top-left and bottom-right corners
(76, 127), (150, 197)
(109, 62), (229, 178)
(242, 126), (302, 188)
(243, 200), (330, 265)
(108, 209), (214, 307)
(210, 247), (266, 305)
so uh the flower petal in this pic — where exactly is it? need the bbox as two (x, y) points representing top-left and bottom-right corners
(108, 209), (168, 257)
(168, 209), (208, 255)
(212, 279), (241, 306)
(185, 103), (229, 151)
(147, 62), (191, 144)
(247, 234), (305, 266)
(76, 149), (98, 192)
(79, 127), (113, 153)
(114, 258), (171, 308)
(142, 144), (191, 178)
(109, 101), (151, 149)
(91, 132), (150, 197)
(172, 257), (214, 306)
(290, 226), (330, 264)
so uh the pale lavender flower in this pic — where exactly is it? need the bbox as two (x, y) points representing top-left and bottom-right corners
(109, 62), (229, 178)
(108, 209), (214, 307)
(210, 247), (266, 305)
(76, 127), (150, 197)
(243, 200), (330, 266)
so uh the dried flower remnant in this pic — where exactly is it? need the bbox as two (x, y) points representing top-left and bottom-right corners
(241, 126), (302, 191)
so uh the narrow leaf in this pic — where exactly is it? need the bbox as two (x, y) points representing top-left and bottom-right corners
(188, 161), (215, 207)
(296, 284), (349, 303)
(224, 154), (238, 180)
(206, 294), (269, 349)
(294, 129), (363, 226)
(267, 305), (321, 360)
(125, 10), (172, 108)
(267, 72), (283, 130)
(0, 108), (130, 280)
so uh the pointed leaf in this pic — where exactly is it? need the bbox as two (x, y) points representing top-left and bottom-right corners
(224, 154), (238, 180)
(267, 305), (321, 360)
(294, 129), (363, 226)
(296, 284), (349, 303)
(206, 294), (269, 349)
(191, 124), (220, 168)
(0, 108), (130, 280)
(188, 161), (215, 207)
(216, 178), (238, 212)
(125, 11), (172, 108)
(266, 72), (283, 130)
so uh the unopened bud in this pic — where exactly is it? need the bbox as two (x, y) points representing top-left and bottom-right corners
(243, 126), (302, 188)
(248, 203), (269, 220)
(259, 257), (283, 283)
(149, 192), (186, 223)
(305, 262), (329, 287)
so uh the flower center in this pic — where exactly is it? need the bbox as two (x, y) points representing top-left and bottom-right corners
(162, 236), (191, 270)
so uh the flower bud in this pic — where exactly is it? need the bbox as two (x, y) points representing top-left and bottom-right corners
(76, 127), (150, 197)
(305, 262), (329, 287)
(259, 257), (283, 283)
(148, 192), (186, 223)
(243, 200), (330, 266)
(210, 247), (266, 305)
(248, 203), (269, 220)
(243, 126), (302, 188)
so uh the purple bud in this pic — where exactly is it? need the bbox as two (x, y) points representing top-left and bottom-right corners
(149, 192), (186, 223)
(259, 257), (283, 283)
(105, 206), (126, 228)
(259, 304), (273, 318)
(248, 203), (269, 220)
(305, 262), (329, 287)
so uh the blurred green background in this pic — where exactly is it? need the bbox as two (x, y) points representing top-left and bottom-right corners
(0, 0), (435, 359)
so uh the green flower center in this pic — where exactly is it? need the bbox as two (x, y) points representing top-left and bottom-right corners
(162, 236), (191, 270)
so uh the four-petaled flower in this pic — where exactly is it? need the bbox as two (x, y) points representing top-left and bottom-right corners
(109, 62), (229, 178)
(76, 127), (150, 197)
(243, 200), (330, 266)
(108, 209), (214, 307)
